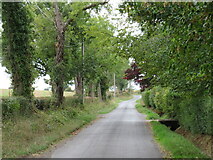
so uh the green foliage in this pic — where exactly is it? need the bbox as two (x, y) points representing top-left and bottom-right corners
(2, 97), (32, 119)
(177, 95), (213, 135)
(119, 2), (213, 136)
(63, 97), (85, 108)
(2, 98), (20, 118)
(119, 2), (212, 95)
(34, 98), (53, 110)
(148, 87), (158, 109)
(152, 87), (178, 117)
(142, 89), (150, 107)
(2, 2), (34, 99)
(31, 3), (56, 77)
(142, 86), (213, 135)
(31, 3), (127, 103)
(67, 16), (128, 99)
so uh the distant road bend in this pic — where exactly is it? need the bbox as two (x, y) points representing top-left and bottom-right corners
(51, 95), (162, 158)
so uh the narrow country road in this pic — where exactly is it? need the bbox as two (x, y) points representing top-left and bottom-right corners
(51, 95), (162, 158)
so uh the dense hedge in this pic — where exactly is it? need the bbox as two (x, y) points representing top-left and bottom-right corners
(142, 86), (212, 135)
(1, 97), (34, 118)
(1, 96), (97, 120)
(177, 95), (212, 135)
(34, 98), (53, 110)
(142, 87), (179, 118)
(2, 97), (53, 119)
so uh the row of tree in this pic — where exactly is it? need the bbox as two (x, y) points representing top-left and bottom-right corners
(2, 2), (129, 107)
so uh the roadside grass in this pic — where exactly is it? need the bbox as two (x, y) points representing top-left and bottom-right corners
(135, 100), (168, 120)
(0, 89), (74, 98)
(136, 103), (160, 120)
(2, 95), (132, 158)
(151, 121), (208, 158)
(136, 99), (209, 159)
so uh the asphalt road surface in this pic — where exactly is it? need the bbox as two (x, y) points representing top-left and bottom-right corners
(51, 95), (162, 158)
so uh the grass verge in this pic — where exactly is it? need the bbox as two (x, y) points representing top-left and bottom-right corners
(2, 95), (132, 158)
(135, 99), (168, 120)
(136, 99), (209, 159)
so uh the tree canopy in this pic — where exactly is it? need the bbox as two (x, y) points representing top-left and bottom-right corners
(119, 2), (212, 95)
(1, 2), (130, 106)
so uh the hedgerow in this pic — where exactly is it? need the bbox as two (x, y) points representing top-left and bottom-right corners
(142, 86), (212, 135)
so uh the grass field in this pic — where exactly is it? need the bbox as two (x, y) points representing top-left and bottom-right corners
(0, 89), (74, 98)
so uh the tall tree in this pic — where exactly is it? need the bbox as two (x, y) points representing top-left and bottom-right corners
(2, 2), (34, 99)
(52, 2), (108, 106)
(31, 2), (108, 106)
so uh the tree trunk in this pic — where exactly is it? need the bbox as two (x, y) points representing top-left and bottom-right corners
(88, 82), (95, 99)
(51, 2), (108, 106)
(53, 3), (65, 107)
(98, 82), (102, 101)
(50, 78), (56, 96)
(91, 83), (95, 99)
(74, 73), (83, 96)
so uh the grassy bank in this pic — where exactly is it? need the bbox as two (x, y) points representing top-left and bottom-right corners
(2, 95), (132, 158)
(135, 100), (209, 159)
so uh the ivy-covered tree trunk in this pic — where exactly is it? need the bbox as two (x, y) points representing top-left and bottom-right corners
(2, 2), (34, 99)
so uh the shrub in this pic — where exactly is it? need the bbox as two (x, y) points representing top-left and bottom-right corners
(154, 87), (180, 118)
(2, 96), (32, 119)
(2, 97), (54, 119)
(163, 90), (181, 118)
(63, 97), (83, 108)
(144, 86), (180, 118)
(142, 89), (150, 107)
(177, 95), (213, 135)
(149, 87), (158, 108)
(144, 86), (212, 135)
(34, 98), (52, 110)
(2, 98), (20, 118)
(147, 86), (164, 110)
(153, 87), (164, 112)
(18, 96), (33, 114)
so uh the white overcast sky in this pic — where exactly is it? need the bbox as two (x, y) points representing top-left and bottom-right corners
(0, 0), (141, 90)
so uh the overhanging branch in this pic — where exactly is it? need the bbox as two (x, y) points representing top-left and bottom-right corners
(63, 1), (108, 30)
(83, 1), (108, 11)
